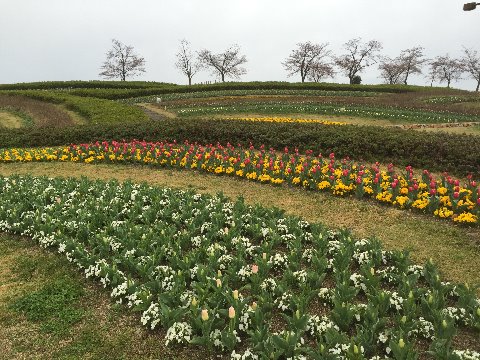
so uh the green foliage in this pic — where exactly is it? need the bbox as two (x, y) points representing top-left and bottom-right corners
(0, 80), (176, 90)
(0, 106), (34, 127)
(1, 118), (478, 176)
(352, 75), (362, 85)
(0, 90), (148, 124)
(0, 81), (442, 100)
(175, 102), (478, 124)
(9, 277), (85, 334)
(121, 89), (383, 103)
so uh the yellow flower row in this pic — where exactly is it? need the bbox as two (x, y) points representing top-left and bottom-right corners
(0, 141), (478, 226)
(225, 117), (345, 125)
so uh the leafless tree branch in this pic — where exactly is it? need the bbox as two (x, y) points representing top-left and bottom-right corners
(197, 45), (247, 82)
(335, 38), (383, 84)
(460, 47), (480, 92)
(282, 42), (332, 83)
(99, 39), (146, 81)
(175, 39), (200, 86)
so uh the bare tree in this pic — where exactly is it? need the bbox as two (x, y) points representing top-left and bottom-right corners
(335, 38), (383, 84)
(308, 62), (335, 82)
(398, 46), (427, 85)
(460, 47), (480, 92)
(378, 57), (404, 84)
(429, 54), (463, 88)
(99, 39), (146, 81)
(175, 40), (200, 86)
(197, 45), (247, 82)
(282, 42), (331, 83)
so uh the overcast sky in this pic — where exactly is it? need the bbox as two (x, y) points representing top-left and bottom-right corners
(0, 0), (478, 90)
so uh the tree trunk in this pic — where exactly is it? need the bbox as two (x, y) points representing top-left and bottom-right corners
(447, 79), (451, 88)
(403, 69), (410, 85)
(188, 76), (192, 86)
(221, 73), (225, 82)
(476, 80), (479, 92)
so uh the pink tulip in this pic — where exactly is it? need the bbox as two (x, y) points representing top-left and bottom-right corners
(252, 264), (259, 274)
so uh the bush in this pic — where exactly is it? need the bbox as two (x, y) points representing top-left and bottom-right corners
(0, 91), (148, 124)
(351, 75), (362, 85)
(0, 81), (448, 100)
(1, 119), (479, 176)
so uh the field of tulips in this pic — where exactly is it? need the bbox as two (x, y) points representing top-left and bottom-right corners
(224, 117), (346, 125)
(175, 103), (479, 124)
(123, 89), (382, 104)
(0, 174), (479, 359)
(1, 140), (479, 226)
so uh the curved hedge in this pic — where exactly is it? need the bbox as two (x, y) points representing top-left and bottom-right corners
(0, 80), (176, 90)
(0, 90), (148, 124)
(1, 119), (478, 176)
(0, 81), (451, 100)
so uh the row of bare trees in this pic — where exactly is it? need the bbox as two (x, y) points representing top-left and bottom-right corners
(284, 39), (480, 91)
(99, 38), (480, 91)
(175, 40), (247, 85)
(379, 47), (480, 91)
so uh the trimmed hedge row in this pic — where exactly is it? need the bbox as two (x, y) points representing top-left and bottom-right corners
(0, 91), (148, 124)
(0, 81), (448, 99)
(0, 80), (176, 90)
(1, 119), (478, 176)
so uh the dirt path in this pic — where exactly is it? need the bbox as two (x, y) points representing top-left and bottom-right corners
(0, 110), (23, 128)
(138, 103), (177, 120)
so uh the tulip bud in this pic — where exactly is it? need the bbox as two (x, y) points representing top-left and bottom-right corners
(401, 315), (407, 324)
(262, 252), (267, 260)
(428, 294), (433, 304)
(409, 291), (414, 300)
(251, 302), (257, 311)
(252, 264), (259, 274)
(216, 278), (222, 288)
(442, 319), (447, 329)
(370, 267), (375, 276)
(201, 309), (209, 321)
(476, 308), (480, 317)
(354, 345), (359, 354)
(233, 290), (239, 300)
(295, 310), (300, 319)
(399, 338), (405, 348)
(218, 270), (222, 277)
(191, 297), (197, 307)
(228, 306), (235, 319)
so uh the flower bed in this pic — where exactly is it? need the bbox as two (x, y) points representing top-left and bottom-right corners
(0, 175), (479, 359)
(224, 117), (346, 125)
(1, 141), (479, 225)
(175, 103), (479, 124)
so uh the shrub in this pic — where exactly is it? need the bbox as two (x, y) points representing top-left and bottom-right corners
(1, 119), (479, 176)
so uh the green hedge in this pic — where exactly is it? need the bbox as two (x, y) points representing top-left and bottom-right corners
(0, 91), (148, 124)
(1, 119), (478, 176)
(0, 81), (451, 100)
(0, 80), (176, 90)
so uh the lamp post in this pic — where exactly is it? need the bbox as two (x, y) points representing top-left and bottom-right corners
(463, 2), (480, 10)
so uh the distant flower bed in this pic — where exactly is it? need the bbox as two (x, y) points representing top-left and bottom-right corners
(1, 141), (479, 225)
(0, 175), (479, 358)
(224, 116), (345, 125)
